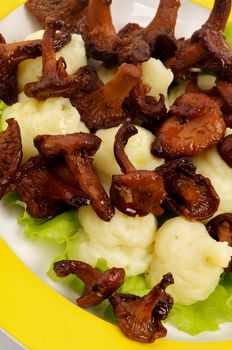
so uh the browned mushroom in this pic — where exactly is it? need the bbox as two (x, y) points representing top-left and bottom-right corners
(14, 156), (91, 218)
(166, 0), (232, 79)
(197, 28), (232, 83)
(215, 79), (232, 126)
(81, 0), (178, 66)
(206, 213), (232, 271)
(34, 132), (114, 221)
(0, 36), (43, 104)
(124, 78), (167, 134)
(217, 134), (232, 166)
(82, 0), (122, 66)
(152, 92), (226, 159)
(155, 158), (220, 221)
(24, 20), (101, 100)
(0, 31), (70, 104)
(25, 0), (88, 34)
(54, 260), (125, 308)
(205, 0), (231, 31)
(109, 273), (174, 343)
(118, 0), (180, 61)
(0, 119), (22, 199)
(110, 120), (166, 217)
(70, 63), (140, 131)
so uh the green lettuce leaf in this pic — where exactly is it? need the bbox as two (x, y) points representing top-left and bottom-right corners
(0, 100), (8, 132)
(47, 251), (85, 295)
(225, 21), (232, 47)
(117, 274), (150, 297)
(167, 273), (232, 335)
(18, 209), (80, 243)
(4, 191), (80, 243)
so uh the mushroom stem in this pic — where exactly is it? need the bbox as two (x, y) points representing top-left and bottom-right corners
(144, 0), (180, 43)
(87, 0), (116, 40)
(42, 20), (63, 79)
(101, 64), (141, 105)
(114, 119), (137, 174)
(205, 0), (231, 31)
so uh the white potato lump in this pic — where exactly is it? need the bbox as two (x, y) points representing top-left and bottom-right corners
(142, 58), (173, 101)
(193, 128), (232, 215)
(74, 206), (157, 276)
(2, 93), (88, 162)
(93, 126), (164, 181)
(146, 217), (232, 305)
(17, 30), (87, 91)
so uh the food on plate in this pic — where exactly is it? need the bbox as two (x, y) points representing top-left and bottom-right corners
(0, 31), (70, 104)
(165, 0), (232, 80)
(2, 94), (88, 162)
(70, 63), (141, 131)
(155, 158), (220, 220)
(14, 156), (91, 218)
(0, 0), (232, 344)
(207, 213), (232, 271)
(110, 119), (166, 216)
(23, 20), (90, 100)
(34, 132), (114, 221)
(147, 217), (232, 304)
(18, 30), (87, 91)
(109, 273), (174, 343)
(152, 92), (226, 159)
(77, 205), (157, 276)
(0, 119), (22, 198)
(54, 260), (125, 307)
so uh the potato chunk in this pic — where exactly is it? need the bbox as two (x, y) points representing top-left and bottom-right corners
(147, 217), (232, 305)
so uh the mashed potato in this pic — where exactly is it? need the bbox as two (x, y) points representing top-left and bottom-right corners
(2, 93), (88, 161)
(18, 31), (87, 91)
(142, 58), (173, 102)
(147, 217), (232, 305)
(93, 126), (164, 181)
(75, 206), (157, 276)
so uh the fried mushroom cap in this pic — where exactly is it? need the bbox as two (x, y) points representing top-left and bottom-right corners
(71, 63), (141, 131)
(0, 36), (43, 104)
(34, 132), (114, 221)
(206, 213), (232, 271)
(54, 260), (125, 308)
(14, 156), (90, 218)
(25, 0), (88, 34)
(125, 79), (167, 134)
(0, 31), (70, 104)
(217, 134), (232, 167)
(152, 92), (226, 159)
(166, 0), (232, 79)
(216, 79), (232, 126)
(0, 119), (22, 198)
(109, 273), (174, 343)
(110, 120), (166, 217)
(24, 20), (92, 100)
(206, 213), (232, 244)
(198, 27), (232, 83)
(155, 158), (220, 221)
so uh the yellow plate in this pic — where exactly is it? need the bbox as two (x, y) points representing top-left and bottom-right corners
(0, 1), (232, 349)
